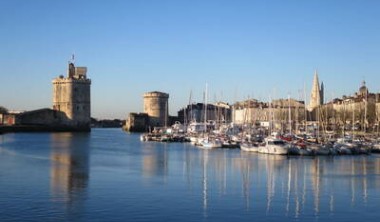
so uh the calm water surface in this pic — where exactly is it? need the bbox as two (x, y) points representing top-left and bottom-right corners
(1, 128), (380, 221)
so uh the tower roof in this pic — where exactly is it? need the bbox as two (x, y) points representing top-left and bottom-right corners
(312, 70), (320, 90)
(359, 80), (368, 97)
(308, 70), (321, 111)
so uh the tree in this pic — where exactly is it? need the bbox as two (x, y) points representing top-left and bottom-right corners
(0, 106), (8, 114)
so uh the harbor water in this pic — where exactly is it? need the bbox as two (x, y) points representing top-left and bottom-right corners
(1, 128), (380, 221)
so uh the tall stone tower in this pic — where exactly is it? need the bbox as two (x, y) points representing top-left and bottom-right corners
(359, 80), (369, 97)
(308, 70), (323, 111)
(143, 91), (169, 127)
(320, 81), (324, 104)
(52, 62), (91, 131)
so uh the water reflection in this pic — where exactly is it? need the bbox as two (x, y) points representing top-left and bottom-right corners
(200, 150), (209, 218)
(50, 133), (90, 210)
(4, 131), (380, 221)
(131, 138), (380, 220)
(141, 142), (168, 177)
(180, 149), (380, 219)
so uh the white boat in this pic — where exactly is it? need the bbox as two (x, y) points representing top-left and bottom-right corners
(240, 142), (259, 152)
(171, 121), (186, 133)
(187, 121), (206, 134)
(199, 137), (222, 149)
(189, 135), (200, 145)
(258, 137), (288, 155)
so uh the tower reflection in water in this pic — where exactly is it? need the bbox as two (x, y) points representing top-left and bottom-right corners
(50, 133), (90, 211)
(141, 142), (168, 178)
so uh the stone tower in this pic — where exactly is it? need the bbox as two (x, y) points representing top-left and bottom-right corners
(308, 70), (323, 111)
(52, 62), (91, 130)
(359, 80), (369, 97)
(143, 91), (169, 127)
(320, 81), (324, 104)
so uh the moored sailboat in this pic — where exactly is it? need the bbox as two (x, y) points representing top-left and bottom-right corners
(258, 137), (289, 155)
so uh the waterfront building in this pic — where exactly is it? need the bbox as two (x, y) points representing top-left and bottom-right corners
(232, 98), (306, 133)
(52, 62), (91, 131)
(230, 78), (380, 134)
(177, 102), (231, 124)
(319, 81), (380, 131)
(0, 113), (17, 125)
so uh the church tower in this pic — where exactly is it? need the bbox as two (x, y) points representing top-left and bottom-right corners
(52, 60), (91, 131)
(320, 81), (324, 104)
(308, 70), (323, 111)
(359, 80), (368, 98)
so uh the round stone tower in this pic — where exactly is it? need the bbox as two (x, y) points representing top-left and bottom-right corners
(143, 91), (169, 127)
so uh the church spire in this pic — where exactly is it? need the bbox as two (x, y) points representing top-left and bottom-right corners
(308, 70), (321, 111)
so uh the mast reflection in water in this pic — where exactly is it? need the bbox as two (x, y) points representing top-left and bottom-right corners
(1, 129), (380, 222)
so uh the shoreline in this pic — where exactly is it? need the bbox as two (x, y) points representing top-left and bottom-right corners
(0, 125), (91, 133)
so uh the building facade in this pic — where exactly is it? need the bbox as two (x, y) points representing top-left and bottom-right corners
(177, 102), (231, 124)
(318, 81), (380, 132)
(232, 98), (306, 133)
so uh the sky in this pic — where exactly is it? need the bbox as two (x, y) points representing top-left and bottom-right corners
(0, 0), (379, 119)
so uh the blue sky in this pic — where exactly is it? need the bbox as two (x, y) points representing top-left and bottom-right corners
(1, 0), (379, 119)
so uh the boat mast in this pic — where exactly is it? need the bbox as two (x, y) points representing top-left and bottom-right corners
(303, 82), (307, 134)
(364, 92), (368, 133)
(376, 93), (379, 137)
(187, 90), (193, 125)
(165, 99), (168, 128)
(288, 94), (292, 135)
(269, 96), (273, 137)
(204, 83), (208, 134)
(343, 100), (346, 139)
(183, 106), (187, 126)
(375, 99), (380, 137)
(352, 100), (355, 140)
(316, 105), (320, 142)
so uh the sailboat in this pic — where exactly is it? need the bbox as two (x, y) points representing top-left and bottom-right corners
(198, 83), (222, 149)
(199, 136), (222, 149)
(257, 96), (289, 155)
(257, 137), (289, 155)
(239, 98), (261, 152)
(240, 141), (259, 152)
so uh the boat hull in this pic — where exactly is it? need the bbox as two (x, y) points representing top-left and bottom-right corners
(240, 143), (259, 152)
(258, 144), (288, 155)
